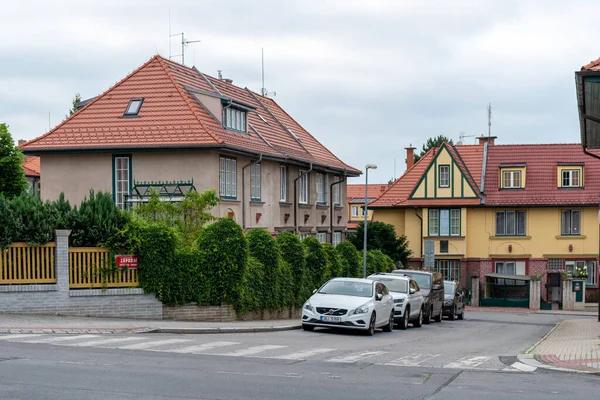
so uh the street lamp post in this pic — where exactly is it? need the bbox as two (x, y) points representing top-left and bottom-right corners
(363, 164), (377, 278)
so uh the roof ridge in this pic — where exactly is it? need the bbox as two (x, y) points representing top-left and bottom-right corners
(156, 56), (223, 145)
(20, 55), (162, 149)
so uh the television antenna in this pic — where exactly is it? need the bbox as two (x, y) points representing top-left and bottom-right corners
(169, 32), (201, 65)
(260, 48), (276, 97)
(488, 102), (492, 137)
(457, 132), (475, 145)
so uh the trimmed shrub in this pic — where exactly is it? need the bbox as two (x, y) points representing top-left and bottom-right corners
(336, 241), (360, 277)
(10, 192), (56, 245)
(197, 218), (247, 305)
(247, 229), (280, 309)
(323, 243), (342, 279)
(304, 236), (329, 290)
(275, 260), (296, 309)
(277, 231), (309, 305)
(236, 256), (266, 313)
(0, 195), (19, 249)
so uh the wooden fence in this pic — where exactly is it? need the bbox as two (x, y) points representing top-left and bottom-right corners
(0, 242), (57, 284)
(69, 247), (139, 289)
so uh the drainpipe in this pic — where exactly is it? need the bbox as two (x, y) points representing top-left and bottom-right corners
(582, 146), (600, 323)
(242, 154), (263, 230)
(414, 208), (423, 259)
(293, 163), (313, 234)
(329, 171), (347, 243)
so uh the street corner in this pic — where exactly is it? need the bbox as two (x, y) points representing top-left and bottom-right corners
(534, 354), (600, 374)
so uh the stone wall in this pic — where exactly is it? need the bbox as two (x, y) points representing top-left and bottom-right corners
(163, 304), (301, 322)
(529, 258), (548, 302)
(0, 230), (163, 319)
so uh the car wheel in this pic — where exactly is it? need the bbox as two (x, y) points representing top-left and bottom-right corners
(302, 324), (314, 331)
(413, 308), (423, 328)
(423, 306), (432, 324)
(434, 307), (443, 323)
(449, 306), (456, 321)
(458, 309), (464, 320)
(365, 312), (376, 336)
(400, 307), (409, 330)
(383, 311), (394, 332)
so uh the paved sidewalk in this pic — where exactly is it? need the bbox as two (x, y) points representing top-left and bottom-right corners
(0, 313), (301, 334)
(524, 319), (600, 373)
(466, 305), (597, 317)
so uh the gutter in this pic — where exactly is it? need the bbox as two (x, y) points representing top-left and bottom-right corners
(293, 162), (313, 233)
(242, 154), (263, 229)
(329, 171), (347, 243)
(414, 208), (423, 258)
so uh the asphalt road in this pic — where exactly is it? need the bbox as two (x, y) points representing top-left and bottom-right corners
(0, 311), (597, 400)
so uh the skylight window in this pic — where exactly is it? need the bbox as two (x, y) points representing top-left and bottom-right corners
(124, 98), (144, 117)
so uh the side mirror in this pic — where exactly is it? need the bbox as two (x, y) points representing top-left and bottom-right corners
(409, 288), (416, 295)
(433, 284), (443, 291)
(376, 293), (383, 301)
(312, 289), (318, 294)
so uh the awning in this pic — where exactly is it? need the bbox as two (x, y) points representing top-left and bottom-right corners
(485, 273), (531, 281)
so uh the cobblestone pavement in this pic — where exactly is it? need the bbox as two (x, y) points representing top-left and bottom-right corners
(530, 319), (600, 372)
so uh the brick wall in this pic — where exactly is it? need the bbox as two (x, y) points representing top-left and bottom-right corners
(529, 258), (549, 302)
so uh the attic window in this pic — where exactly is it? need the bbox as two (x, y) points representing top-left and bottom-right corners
(124, 98), (143, 117)
(224, 107), (247, 132)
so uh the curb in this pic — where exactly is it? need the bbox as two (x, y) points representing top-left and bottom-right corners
(524, 320), (563, 354)
(517, 354), (600, 375)
(153, 325), (302, 334)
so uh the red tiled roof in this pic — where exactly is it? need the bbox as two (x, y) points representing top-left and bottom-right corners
(581, 57), (600, 71)
(346, 184), (389, 201)
(484, 144), (600, 206)
(370, 144), (484, 207)
(20, 55), (359, 174)
(22, 156), (40, 177)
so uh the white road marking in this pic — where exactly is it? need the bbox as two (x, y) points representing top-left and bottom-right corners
(168, 341), (240, 354)
(386, 353), (441, 366)
(20, 334), (100, 343)
(118, 339), (191, 350)
(70, 337), (146, 347)
(217, 345), (287, 357)
(327, 351), (387, 364)
(510, 361), (537, 372)
(444, 356), (492, 369)
(271, 348), (337, 360)
(0, 334), (45, 340)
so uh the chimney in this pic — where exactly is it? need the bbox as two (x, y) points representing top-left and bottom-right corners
(477, 136), (497, 146)
(405, 144), (416, 170)
(18, 139), (26, 146)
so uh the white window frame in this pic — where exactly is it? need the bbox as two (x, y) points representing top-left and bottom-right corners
(299, 170), (308, 204)
(439, 165), (450, 188)
(224, 107), (247, 132)
(495, 261), (526, 285)
(562, 169), (581, 188)
(428, 209), (439, 236)
(332, 231), (342, 247)
(114, 156), (130, 210)
(428, 208), (460, 237)
(351, 206), (359, 217)
(333, 180), (341, 205)
(316, 232), (327, 243)
(299, 233), (310, 240)
(250, 163), (261, 201)
(316, 173), (328, 204)
(219, 156), (237, 199)
(280, 166), (287, 202)
(565, 260), (596, 286)
(502, 170), (522, 189)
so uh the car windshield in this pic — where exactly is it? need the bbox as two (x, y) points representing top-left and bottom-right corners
(444, 282), (455, 293)
(368, 277), (408, 293)
(404, 273), (430, 289)
(318, 280), (373, 298)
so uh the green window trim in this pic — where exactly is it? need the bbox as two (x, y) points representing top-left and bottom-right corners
(112, 154), (132, 210)
(428, 208), (461, 237)
(219, 155), (238, 200)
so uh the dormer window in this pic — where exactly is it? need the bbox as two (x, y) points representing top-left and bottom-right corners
(224, 107), (247, 132)
(124, 98), (143, 117)
(502, 170), (522, 188)
(439, 165), (450, 188)
(562, 169), (580, 188)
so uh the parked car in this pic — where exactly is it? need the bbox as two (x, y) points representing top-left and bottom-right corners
(391, 269), (444, 324)
(302, 278), (395, 336)
(367, 273), (424, 329)
(443, 280), (465, 320)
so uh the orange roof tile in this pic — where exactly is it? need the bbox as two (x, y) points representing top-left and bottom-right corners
(20, 55), (359, 175)
(22, 156), (40, 177)
(581, 57), (600, 71)
(346, 184), (389, 201)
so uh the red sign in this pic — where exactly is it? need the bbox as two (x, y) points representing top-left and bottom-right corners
(115, 255), (138, 270)
(574, 283), (581, 291)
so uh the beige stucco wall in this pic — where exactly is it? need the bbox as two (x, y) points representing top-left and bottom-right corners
(39, 150), (348, 238)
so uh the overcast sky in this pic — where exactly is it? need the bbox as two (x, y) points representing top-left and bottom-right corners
(1, 0), (598, 184)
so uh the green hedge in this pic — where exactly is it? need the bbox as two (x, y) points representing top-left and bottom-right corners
(336, 241), (361, 278)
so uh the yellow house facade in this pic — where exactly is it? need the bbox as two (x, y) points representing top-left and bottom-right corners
(371, 138), (599, 306)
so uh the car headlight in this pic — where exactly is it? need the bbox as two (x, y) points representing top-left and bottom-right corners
(394, 298), (404, 304)
(444, 301), (452, 306)
(352, 305), (370, 315)
(303, 301), (313, 312)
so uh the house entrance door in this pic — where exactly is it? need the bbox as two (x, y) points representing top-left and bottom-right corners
(548, 273), (562, 303)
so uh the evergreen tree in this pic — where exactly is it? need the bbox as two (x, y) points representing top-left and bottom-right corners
(414, 135), (453, 163)
(0, 123), (28, 198)
(66, 93), (82, 118)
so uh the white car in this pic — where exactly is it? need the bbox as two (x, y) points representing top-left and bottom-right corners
(301, 278), (395, 336)
(367, 273), (424, 330)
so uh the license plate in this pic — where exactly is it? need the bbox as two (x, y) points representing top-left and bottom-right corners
(320, 316), (341, 322)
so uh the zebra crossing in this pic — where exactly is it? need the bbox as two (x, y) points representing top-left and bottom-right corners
(0, 333), (535, 372)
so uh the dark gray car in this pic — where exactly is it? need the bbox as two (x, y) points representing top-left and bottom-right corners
(443, 280), (465, 320)
(391, 270), (444, 324)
